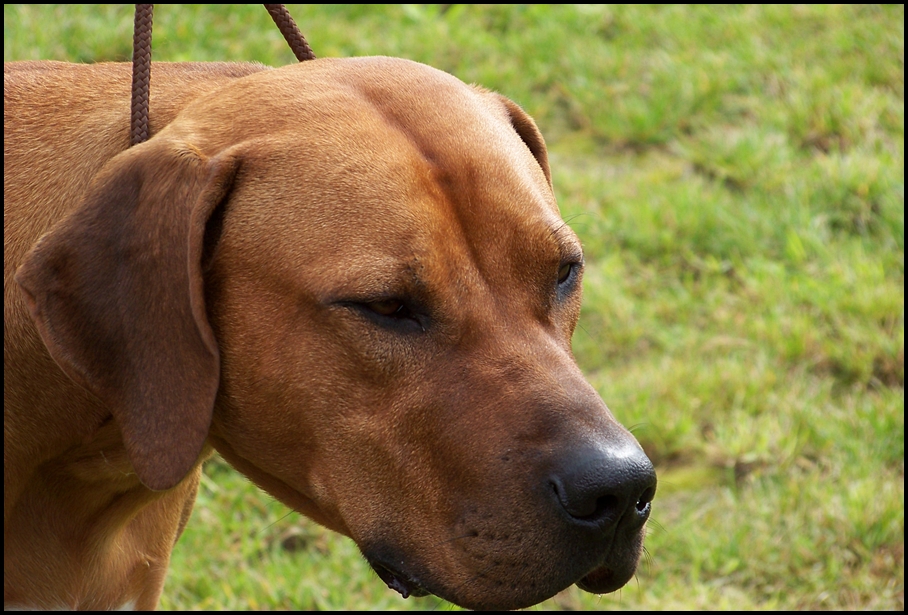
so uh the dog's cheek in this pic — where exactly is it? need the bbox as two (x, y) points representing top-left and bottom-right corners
(204, 282), (321, 444)
(335, 327), (426, 389)
(206, 274), (421, 476)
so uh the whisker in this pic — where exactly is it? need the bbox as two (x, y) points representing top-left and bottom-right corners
(257, 502), (296, 533)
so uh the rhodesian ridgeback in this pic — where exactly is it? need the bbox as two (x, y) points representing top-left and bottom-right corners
(4, 57), (656, 610)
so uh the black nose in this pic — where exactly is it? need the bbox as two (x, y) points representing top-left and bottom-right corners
(550, 444), (657, 530)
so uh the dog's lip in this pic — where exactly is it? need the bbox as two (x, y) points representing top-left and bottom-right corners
(575, 562), (635, 595)
(368, 559), (431, 599)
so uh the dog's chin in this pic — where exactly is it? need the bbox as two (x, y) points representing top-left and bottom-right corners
(369, 557), (635, 607)
(575, 562), (636, 595)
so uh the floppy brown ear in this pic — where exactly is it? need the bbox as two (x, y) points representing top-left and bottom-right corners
(495, 94), (552, 186)
(15, 139), (241, 491)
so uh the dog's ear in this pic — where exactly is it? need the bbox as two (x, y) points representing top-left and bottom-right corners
(15, 139), (241, 492)
(495, 94), (552, 187)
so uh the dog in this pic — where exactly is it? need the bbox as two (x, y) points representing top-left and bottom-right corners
(4, 57), (656, 610)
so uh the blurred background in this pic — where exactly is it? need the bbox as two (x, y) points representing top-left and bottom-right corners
(5, 4), (903, 609)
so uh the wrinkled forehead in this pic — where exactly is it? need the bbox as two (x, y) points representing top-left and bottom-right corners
(220, 123), (570, 270)
(170, 57), (557, 210)
(184, 58), (572, 280)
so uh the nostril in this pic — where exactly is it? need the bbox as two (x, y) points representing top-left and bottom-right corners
(552, 480), (623, 521)
(552, 479), (627, 524)
(636, 485), (656, 514)
(585, 494), (620, 522)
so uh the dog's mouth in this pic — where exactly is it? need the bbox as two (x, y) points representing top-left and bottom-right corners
(369, 557), (632, 605)
(368, 560), (430, 600)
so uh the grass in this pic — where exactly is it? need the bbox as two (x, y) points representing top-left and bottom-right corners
(5, 4), (903, 610)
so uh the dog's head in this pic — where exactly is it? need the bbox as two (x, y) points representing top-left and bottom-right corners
(16, 57), (655, 610)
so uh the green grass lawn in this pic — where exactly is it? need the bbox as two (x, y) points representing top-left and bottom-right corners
(5, 4), (903, 610)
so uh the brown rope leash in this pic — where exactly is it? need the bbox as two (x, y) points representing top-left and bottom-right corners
(129, 4), (315, 147)
(264, 4), (316, 62)
(130, 4), (154, 146)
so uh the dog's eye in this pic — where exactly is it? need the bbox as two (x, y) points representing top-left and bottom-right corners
(558, 263), (573, 284)
(558, 261), (581, 286)
(357, 298), (424, 332)
(366, 299), (408, 318)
